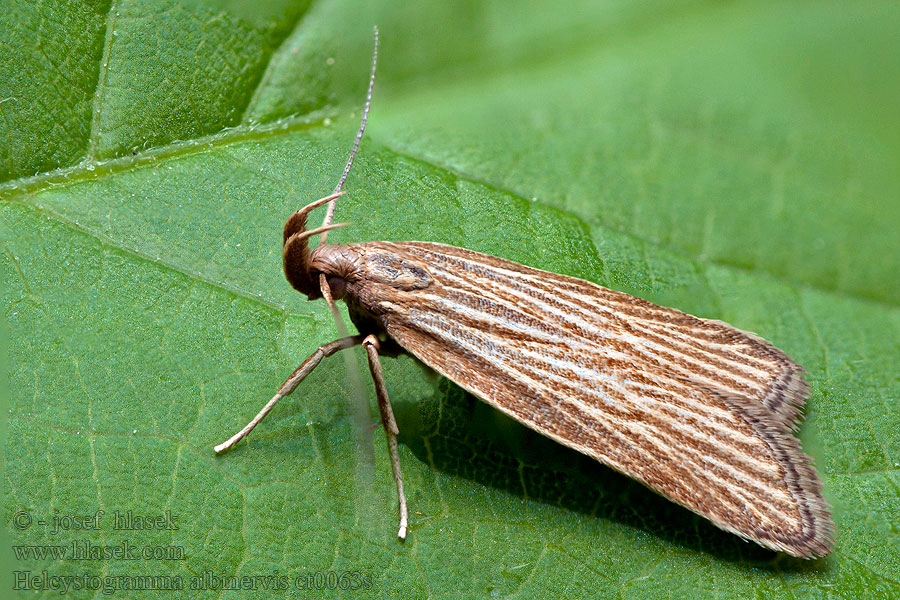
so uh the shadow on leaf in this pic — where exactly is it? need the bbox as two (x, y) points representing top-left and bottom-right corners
(394, 376), (832, 574)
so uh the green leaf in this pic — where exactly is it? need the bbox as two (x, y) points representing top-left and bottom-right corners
(3, 0), (898, 598)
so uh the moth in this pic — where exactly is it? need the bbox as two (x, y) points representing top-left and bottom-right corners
(216, 29), (834, 558)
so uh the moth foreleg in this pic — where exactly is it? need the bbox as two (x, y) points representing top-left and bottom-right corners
(362, 334), (409, 541)
(214, 335), (365, 453)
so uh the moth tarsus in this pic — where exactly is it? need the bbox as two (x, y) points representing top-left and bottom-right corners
(215, 27), (834, 556)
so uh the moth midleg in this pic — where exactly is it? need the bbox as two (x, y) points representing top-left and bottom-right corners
(214, 335), (365, 453)
(362, 334), (409, 540)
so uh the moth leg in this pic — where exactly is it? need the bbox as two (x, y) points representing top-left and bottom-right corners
(214, 335), (365, 453)
(362, 334), (409, 541)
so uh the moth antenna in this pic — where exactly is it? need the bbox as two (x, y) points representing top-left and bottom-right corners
(316, 30), (381, 512)
(319, 25), (379, 242)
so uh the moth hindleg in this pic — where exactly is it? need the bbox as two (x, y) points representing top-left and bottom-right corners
(362, 334), (409, 540)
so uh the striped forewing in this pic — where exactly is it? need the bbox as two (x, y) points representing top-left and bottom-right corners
(348, 241), (833, 557)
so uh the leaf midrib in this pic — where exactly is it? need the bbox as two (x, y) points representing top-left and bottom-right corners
(3, 116), (898, 314)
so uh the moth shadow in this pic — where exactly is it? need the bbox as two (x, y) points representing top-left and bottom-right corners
(395, 378), (830, 573)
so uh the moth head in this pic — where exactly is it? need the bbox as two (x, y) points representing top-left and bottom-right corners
(282, 191), (348, 298)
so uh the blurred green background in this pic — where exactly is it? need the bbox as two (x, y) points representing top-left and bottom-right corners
(2, 1), (898, 598)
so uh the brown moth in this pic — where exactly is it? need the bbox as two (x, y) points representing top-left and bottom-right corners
(216, 28), (834, 557)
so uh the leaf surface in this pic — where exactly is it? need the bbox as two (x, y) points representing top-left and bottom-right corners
(3, 1), (899, 598)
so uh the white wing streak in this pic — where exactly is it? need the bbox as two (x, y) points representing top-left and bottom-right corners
(428, 259), (778, 400)
(411, 307), (787, 500)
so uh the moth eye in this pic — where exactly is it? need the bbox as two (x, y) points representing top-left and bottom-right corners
(326, 276), (348, 300)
